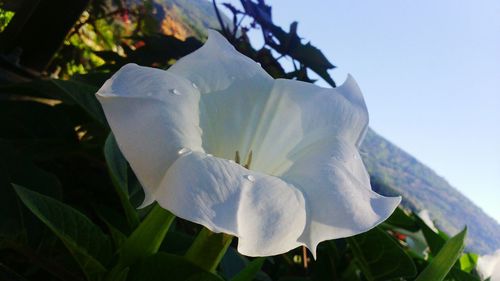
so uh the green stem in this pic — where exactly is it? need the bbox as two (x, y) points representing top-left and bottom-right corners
(106, 204), (175, 280)
(184, 227), (233, 272)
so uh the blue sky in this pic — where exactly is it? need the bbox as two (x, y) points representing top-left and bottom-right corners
(222, 0), (500, 223)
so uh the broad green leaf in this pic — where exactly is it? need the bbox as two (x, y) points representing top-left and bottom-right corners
(415, 228), (467, 281)
(0, 143), (61, 243)
(127, 252), (223, 281)
(348, 227), (417, 281)
(459, 253), (478, 273)
(50, 79), (107, 126)
(14, 185), (112, 280)
(231, 258), (265, 281)
(185, 227), (233, 272)
(104, 133), (139, 228)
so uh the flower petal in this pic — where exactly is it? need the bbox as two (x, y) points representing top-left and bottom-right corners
(96, 64), (203, 206)
(282, 137), (401, 258)
(154, 152), (306, 257)
(169, 30), (274, 160)
(248, 76), (370, 175)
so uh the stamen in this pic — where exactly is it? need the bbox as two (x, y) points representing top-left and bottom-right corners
(302, 246), (309, 269)
(244, 150), (253, 169)
(235, 151), (241, 164)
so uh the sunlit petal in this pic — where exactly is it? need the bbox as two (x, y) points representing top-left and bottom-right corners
(155, 151), (306, 256)
(282, 137), (400, 257)
(96, 64), (203, 206)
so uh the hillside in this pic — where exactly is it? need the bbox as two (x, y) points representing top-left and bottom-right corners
(362, 129), (500, 254)
(145, 0), (229, 40)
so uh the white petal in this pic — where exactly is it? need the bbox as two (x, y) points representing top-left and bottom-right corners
(477, 249), (500, 281)
(169, 30), (274, 161)
(96, 64), (203, 206)
(282, 138), (401, 257)
(248, 76), (369, 176)
(154, 152), (306, 256)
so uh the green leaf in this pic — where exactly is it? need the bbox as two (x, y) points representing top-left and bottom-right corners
(384, 207), (419, 232)
(94, 205), (129, 249)
(185, 227), (233, 272)
(127, 252), (224, 281)
(231, 258), (265, 281)
(415, 215), (447, 255)
(312, 242), (341, 281)
(0, 143), (62, 244)
(415, 228), (467, 281)
(447, 267), (481, 281)
(13, 185), (112, 280)
(104, 133), (139, 228)
(50, 79), (108, 126)
(347, 227), (417, 281)
(459, 253), (478, 273)
(219, 248), (248, 280)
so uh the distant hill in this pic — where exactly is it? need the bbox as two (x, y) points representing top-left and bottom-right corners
(142, 0), (229, 40)
(362, 129), (500, 254)
(144, 0), (500, 255)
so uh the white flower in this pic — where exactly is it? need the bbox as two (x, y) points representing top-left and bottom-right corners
(477, 249), (500, 281)
(96, 30), (401, 258)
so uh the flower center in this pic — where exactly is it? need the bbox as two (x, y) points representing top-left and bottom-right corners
(235, 150), (253, 169)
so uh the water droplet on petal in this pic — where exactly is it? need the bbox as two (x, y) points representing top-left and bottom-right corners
(191, 82), (198, 89)
(206, 153), (213, 157)
(228, 160), (235, 164)
(178, 147), (192, 156)
(353, 154), (359, 159)
(169, 88), (181, 95)
(244, 175), (255, 182)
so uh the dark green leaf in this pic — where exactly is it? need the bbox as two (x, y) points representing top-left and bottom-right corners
(50, 79), (108, 126)
(231, 257), (265, 281)
(220, 247), (248, 280)
(14, 185), (112, 280)
(415, 215), (447, 255)
(446, 267), (481, 281)
(415, 228), (467, 281)
(311, 242), (342, 281)
(127, 252), (224, 281)
(104, 133), (139, 228)
(0, 143), (62, 241)
(385, 207), (419, 231)
(348, 227), (417, 281)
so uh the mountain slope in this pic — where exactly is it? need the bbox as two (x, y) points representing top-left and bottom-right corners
(362, 128), (500, 254)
